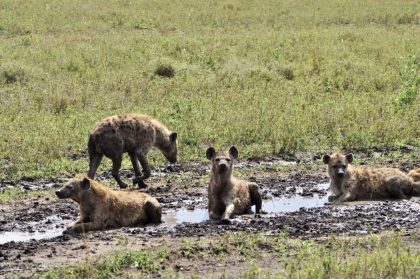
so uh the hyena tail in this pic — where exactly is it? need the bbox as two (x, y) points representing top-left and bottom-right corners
(144, 199), (162, 224)
(88, 135), (96, 161)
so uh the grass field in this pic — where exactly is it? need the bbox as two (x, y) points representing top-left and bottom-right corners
(40, 232), (420, 278)
(0, 0), (419, 180)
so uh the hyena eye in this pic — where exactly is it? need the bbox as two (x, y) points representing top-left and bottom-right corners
(215, 158), (221, 162)
(226, 158), (231, 162)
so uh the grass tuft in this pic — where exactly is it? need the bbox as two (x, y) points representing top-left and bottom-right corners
(154, 63), (175, 78)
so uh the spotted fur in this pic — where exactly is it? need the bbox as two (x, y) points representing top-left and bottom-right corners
(206, 146), (263, 223)
(323, 152), (420, 203)
(55, 174), (161, 233)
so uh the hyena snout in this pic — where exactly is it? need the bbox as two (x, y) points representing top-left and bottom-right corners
(55, 189), (69, 199)
(168, 155), (177, 164)
(332, 165), (347, 178)
(215, 159), (231, 172)
(336, 169), (345, 178)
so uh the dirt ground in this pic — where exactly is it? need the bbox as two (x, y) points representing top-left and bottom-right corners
(0, 151), (419, 278)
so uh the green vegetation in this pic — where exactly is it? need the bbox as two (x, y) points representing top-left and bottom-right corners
(41, 247), (169, 279)
(0, 187), (52, 203)
(38, 232), (420, 278)
(1, 0), (419, 180)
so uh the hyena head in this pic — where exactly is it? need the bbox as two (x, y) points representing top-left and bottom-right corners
(323, 152), (353, 179)
(55, 175), (92, 201)
(161, 132), (178, 163)
(206, 146), (238, 176)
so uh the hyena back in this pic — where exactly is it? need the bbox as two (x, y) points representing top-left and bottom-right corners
(206, 146), (263, 223)
(323, 152), (420, 203)
(88, 114), (177, 188)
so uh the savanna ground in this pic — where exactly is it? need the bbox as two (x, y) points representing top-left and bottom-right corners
(0, 0), (419, 278)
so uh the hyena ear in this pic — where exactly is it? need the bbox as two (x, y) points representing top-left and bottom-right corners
(345, 153), (354, 163)
(81, 178), (91, 190)
(229, 146), (239, 159)
(206, 147), (216, 160)
(169, 132), (177, 142)
(322, 154), (331, 164)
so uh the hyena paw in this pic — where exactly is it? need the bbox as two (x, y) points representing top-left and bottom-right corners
(220, 218), (231, 225)
(328, 195), (338, 202)
(133, 177), (147, 188)
(63, 227), (79, 235)
(119, 182), (129, 189)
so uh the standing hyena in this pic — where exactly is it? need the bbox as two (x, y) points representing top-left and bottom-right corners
(206, 146), (263, 223)
(323, 152), (420, 203)
(88, 114), (178, 188)
(55, 174), (162, 234)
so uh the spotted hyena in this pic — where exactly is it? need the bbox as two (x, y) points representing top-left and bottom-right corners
(88, 114), (178, 188)
(323, 152), (420, 203)
(55, 174), (162, 234)
(206, 146), (263, 223)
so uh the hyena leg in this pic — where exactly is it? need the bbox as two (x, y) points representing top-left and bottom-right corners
(110, 153), (128, 189)
(221, 203), (235, 223)
(249, 183), (264, 214)
(385, 177), (409, 199)
(208, 198), (222, 220)
(328, 195), (341, 202)
(87, 153), (103, 179)
(65, 221), (104, 234)
(129, 152), (142, 177)
(333, 192), (356, 204)
(133, 153), (151, 188)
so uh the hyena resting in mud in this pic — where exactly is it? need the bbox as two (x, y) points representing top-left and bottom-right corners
(206, 146), (263, 223)
(323, 152), (420, 204)
(55, 174), (162, 234)
(88, 114), (178, 189)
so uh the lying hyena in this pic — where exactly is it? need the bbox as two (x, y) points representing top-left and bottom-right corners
(55, 174), (162, 234)
(323, 152), (420, 203)
(88, 114), (178, 188)
(206, 146), (263, 223)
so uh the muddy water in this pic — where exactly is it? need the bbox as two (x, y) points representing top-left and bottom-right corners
(162, 195), (328, 225)
(0, 184), (331, 244)
(0, 230), (63, 245)
(163, 183), (330, 225)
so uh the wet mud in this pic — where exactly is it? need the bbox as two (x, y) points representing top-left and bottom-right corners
(0, 154), (419, 276)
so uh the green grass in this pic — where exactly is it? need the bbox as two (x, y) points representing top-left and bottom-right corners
(38, 232), (420, 278)
(40, 248), (168, 279)
(0, 0), (419, 180)
(0, 187), (52, 203)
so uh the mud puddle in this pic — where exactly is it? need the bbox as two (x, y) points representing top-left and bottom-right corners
(163, 184), (329, 225)
(0, 184), (329, 244)
(0, 230), (63, 245)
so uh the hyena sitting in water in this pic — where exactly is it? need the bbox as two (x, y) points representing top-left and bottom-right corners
(206, 146), (263, 223)
(55, 174), (162, 234)
(88, 114), (178, 189)
(323, 152), (420, 203)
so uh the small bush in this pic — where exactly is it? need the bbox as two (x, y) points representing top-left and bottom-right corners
(281, 66), (294, 80)
(154, 63), (175, 78)
(0, 63), (29, 85)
